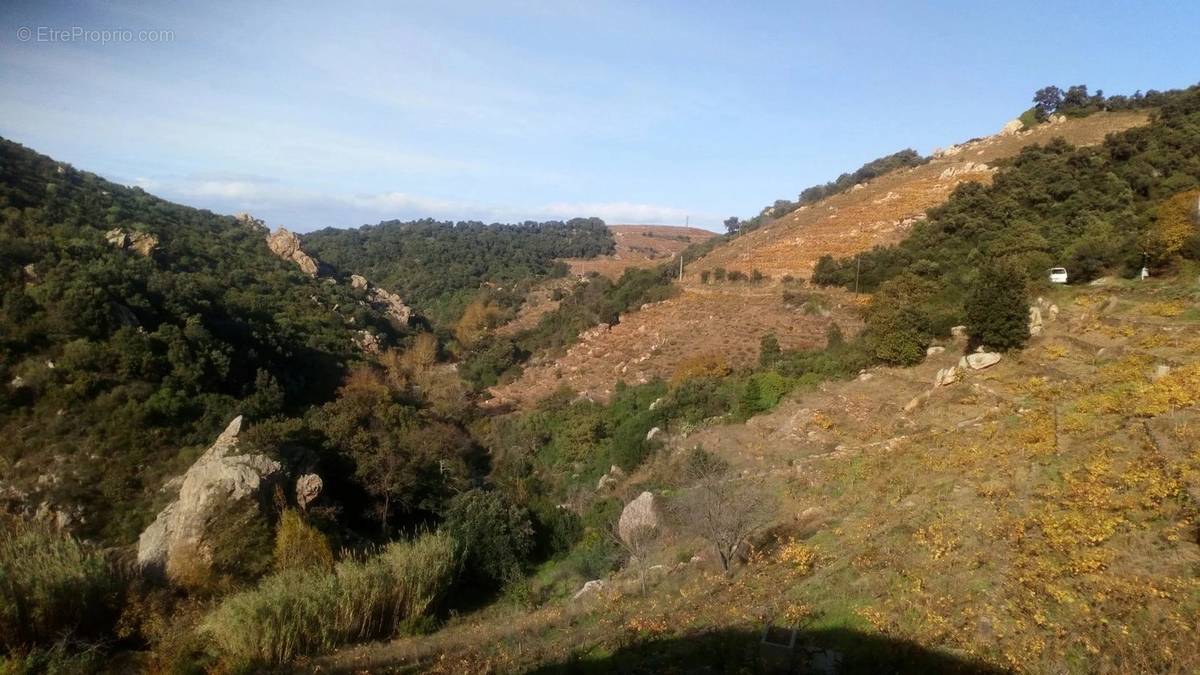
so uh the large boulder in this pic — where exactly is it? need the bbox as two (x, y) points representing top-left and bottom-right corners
(295, 473), (323, 511)
(999, 119), (1024, 136)
(266, 227), (320, 276)
(959, 352), (1002, 370)
(137, 416), (282, 579)
(618, 491), (661, 545)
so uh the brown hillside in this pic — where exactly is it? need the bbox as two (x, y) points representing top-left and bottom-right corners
(692, 111), (1149, 281)
(495, 225), (716, 338)
(563, 224), (716, 279)
(489, 112), (1149, 409)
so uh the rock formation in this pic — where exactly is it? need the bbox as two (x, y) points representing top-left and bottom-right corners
(999, 119), (1024, 136)
(295, 473), (323, 511)
(366, 285), (413, 326)
(353, 330), (382, 354)
(266, 227), (320, 276)
(939, 162), (993, 180)
(235, 212), (269, 233)
(137, 416), (282, 579)
(934, 366), (961, 387)
(596, 464), (626, 491)
(959, 352), (1002, 370)
(1028, 305), (1044, 337)
(618, 491), (661, 545)
(105, 228), (158, 256)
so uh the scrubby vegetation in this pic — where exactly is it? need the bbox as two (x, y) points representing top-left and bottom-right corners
(0, 138), (395, 544)
(460, 265), (682, 389)
(202, 531), (456, 665)
(813, 83), (1200, 346)
(302, 218), (614, 325)
(730, 149), (929, 235)
(4, 81), (1200, 672)
(0, 521), (122, 651)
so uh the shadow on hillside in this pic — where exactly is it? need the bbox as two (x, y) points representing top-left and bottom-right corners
(526, 626), (1009, 675)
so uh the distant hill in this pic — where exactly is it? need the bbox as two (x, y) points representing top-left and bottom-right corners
(302, 218), (616, 325)
(561, 224), (716, 279)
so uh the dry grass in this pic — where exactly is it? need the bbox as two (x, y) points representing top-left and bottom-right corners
(202, 532), (456, 666)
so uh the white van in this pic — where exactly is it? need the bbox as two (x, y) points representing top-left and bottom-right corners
(1048, 267), (1068, 284)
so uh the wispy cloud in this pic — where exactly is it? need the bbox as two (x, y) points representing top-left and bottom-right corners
(132, 175), (713, 230)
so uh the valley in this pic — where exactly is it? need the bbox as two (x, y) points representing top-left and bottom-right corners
(2, 73), (1198, 675)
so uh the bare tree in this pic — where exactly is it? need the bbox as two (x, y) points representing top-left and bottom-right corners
(610, 521), (658, 595)
(673, 448), (776, 576)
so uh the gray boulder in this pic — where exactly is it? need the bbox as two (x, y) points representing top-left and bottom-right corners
(959, 352), (1002, 370)
(618, 491), (661, 545)
(137, 416), (282, 578)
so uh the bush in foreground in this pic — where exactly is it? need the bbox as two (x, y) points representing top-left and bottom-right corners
(201, 531), (456, 665)
(0, 522), (121, 652)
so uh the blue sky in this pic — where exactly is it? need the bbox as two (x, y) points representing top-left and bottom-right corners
(1, 1), (1197, 232)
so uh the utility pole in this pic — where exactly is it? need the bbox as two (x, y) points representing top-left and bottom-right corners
(679, 253), (684, 282)
(855, 255), (861, 294)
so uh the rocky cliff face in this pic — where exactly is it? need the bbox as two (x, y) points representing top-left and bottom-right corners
(137, 416), (282, 579)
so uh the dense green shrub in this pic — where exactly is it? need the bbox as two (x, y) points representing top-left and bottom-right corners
(862, 274), (939, 366)
(966, 260), (1030, 351)
(0, 523), (121, 651)
(758, 333), (781, 367)
(442, 490), (533, 586)
(201, 532), (456, 666)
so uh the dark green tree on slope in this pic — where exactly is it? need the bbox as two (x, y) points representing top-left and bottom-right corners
(966, 260), (1030, 351)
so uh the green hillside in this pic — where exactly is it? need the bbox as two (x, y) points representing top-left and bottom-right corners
(0, 138), (394, 543)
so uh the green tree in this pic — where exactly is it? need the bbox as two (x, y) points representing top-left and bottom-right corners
(758, 333), (781, 367)
(966, 261), (1030, 351)
(1033, 85), (1063, 120)
(863, 274), (937, 366)
(443, 489), (534, 587)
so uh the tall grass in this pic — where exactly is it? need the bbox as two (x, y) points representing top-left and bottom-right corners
(201, 531), (457, 665)
(0, 522), (121, 651)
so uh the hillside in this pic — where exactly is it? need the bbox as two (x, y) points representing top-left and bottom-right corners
(0, 138), (397, 543)
(5, 84), (1200, 675)
(694, 112), (1148, 281)
(487, 111), (1149, 409)
(302, 218), (616, 325)
(561, 224), (716, 278)
(493, 225), (717, 339)
(322, 274), (1200, 674)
